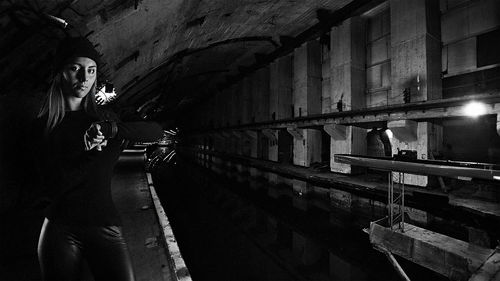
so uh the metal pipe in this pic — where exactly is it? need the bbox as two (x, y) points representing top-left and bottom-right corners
(401, 173), (405, 232)
(376, 246), (411, 281)
(334, 154), (500, 181)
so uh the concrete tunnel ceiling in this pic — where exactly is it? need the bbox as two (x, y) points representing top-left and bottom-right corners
(0, 0), (384, 119)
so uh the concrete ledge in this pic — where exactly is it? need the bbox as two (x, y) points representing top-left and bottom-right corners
(369, 221), (494, 280)
(147, 172), (192, 281)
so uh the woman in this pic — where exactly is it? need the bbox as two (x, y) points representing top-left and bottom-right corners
(34, 37), (163, 281)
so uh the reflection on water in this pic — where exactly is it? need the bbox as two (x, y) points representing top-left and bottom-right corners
(153, 160), (446, 281)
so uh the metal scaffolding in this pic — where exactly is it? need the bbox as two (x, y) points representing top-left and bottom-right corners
(388, 172), (406, 232)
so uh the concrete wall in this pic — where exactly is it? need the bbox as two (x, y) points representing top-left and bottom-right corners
(441, 0), (500, 73)
(186, 0), (499, 184)
(365, 8), (391, 108)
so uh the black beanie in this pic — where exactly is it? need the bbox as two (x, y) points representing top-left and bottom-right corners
(54, 37), (101, 70)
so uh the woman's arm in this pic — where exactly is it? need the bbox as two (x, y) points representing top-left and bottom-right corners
(94, 121), (163, 142)
(90, 109), (164, 143)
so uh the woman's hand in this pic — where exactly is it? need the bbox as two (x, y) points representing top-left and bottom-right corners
(84, 123), (107, 151)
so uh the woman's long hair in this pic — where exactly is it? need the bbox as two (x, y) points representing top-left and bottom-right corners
(38, 71), (100, 136)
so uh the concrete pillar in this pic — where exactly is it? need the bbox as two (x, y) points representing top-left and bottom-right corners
(389, 0), (442, 187)
(246, 130), (258, 158)
(292, 179), (311, 196)
(249, 68), (269, 164)
(249, 167), (261, 190)
(214, 92), (223, 128)
(263, 129), (278, 161)
(205, 98), (214, 129)
(321, 39), (331, 114)
(267, 216), (278, 242)
(292, 40), (322, 167)
(292, 232), (322, 266)
(291, 179), (307, 205)
(330, 17), (366, 112)
(252, 67), (270, 123)
(219, 89), (228, 128)
(232, 131), (244, 155)
(270, 55), (293, 121)
(235, 163), (246, 183)
(266, 171), (278, 186)
(388, 120), (443, 186)
(267, 55), (293, 165)
(329, 17), (367, 174)
(234, 83), (242, 126)
(241, 78), (252, 124)
(226, 85), (235, 127)
(325, 124), (366, 174)
(390, 0), (441, 103)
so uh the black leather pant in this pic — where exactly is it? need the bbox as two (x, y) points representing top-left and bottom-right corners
(38, 218), (135, 281)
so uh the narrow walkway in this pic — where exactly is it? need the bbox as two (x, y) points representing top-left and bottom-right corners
(112, 151), (174, 281)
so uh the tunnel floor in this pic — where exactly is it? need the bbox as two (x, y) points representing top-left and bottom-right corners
(152, 158), (448, 281)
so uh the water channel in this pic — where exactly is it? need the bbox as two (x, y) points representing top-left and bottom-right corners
(152, 159), (447, 281)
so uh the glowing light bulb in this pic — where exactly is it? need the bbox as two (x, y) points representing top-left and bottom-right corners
(463, 101), (487, 117)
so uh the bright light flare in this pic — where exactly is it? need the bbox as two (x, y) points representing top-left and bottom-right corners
(96, 85), (117, 105)
(385, 129), (393, 139)
(463, 101), (487, 117)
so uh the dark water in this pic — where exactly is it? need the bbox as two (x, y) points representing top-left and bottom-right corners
(153, 159), (447, 281)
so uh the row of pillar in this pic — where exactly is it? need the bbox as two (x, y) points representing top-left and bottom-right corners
(195, 0), (443, 187)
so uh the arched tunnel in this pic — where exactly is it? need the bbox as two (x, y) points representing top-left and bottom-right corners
(1, 0), (500, 280)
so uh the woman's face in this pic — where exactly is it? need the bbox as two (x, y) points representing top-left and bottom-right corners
(61, 57), (97, 99)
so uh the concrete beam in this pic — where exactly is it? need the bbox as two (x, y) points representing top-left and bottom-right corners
(262, 129), (278, 144)
(244, 130), (258, 139)
(286, 127), (304, 140)
(323, 124), (347, 140)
